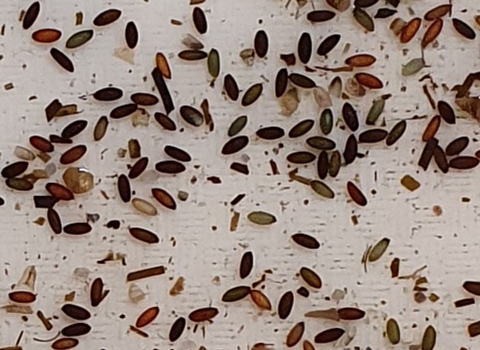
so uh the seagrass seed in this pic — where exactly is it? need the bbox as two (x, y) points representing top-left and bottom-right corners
(347, 181), (367, 206)
(60, 145), (87, 165)
(329, 151), (341, 177)
(342, 102), (359, 131)
(424, 4), (451, 21)
(344, 134), (358, 165)
(375, 8), (397, 18)
(136, 306), (160, 328)
(254, 30), (268, 58)
(401, 17), (421, 43)
(63, 222), (92, 235)
(93, 87), (123, 101)
(437, 100), (455, 124)
(32, 28), (62, 43)
(93, 9), (121, 26)
(433, 146), (448, 173)
(240, 251), (254, 279)
(250, 290), (272, 310)
(129, 227), (159, 244)
(307, 10), (336, 23)
(402, 58), (426, 76)
(224, 74), (239, 101)
(151, 68), (174, 114)
(66, 29), (94, 49)
(242, 83), (263, 106)
(289, 119), (314, 138)
(132, 198), (158, 216)
(193, 7), (207, 34)
(345, 54), (376, 67)
(386, 318), (400, 344)
(300, 267), (322, 289)
(317, 152), (328, 180)
(449, 156), (479, 170)
(359, 129), (388, 143)
(355, 72), (383, 89)
(155, 52), (172, 79)
(110, 104), (137, 119)
(386, 120), (406, 146)
(46, 183), (74, 201)
(421, 325), (436, 350)
(178, 50), (208, 60)
(50, 48), (74, 72)
(221, 136), (249, 155)
(165, 145), (191, 162)
(30, 135), (54, 153)
(306, 136), (336, 150)
(278, 291), (294, 319)
(207, 48), (220, 78)
(353, 7), (374, 31)
(247, 211), (276, 225)
(23, 2), (40, 30)
(61, 120), (87, 139)
(338, 307), (365, 320)
(422, 19), (443, 48)
(155, 160), (186, 174)
(317, 34), (341, 56)
(222, 286), (251, 302)
(228, 116), (247, 137)
(152, 188), (176, 210)
(169, 317), (186, 342)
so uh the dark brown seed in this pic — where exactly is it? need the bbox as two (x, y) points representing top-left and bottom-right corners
(127, 266), (165, 282)
(317, 34), (341, 56)
(469, 321), (480, 337)
(130, 92), (159, 106)
(337, 307), (365, 320)
(151, 188), (177, 210)
(374, 8), (397, 19)
(231, 162), (249, 175)
(32, 28), (62, 43)
(118, 174), (131, 202)
(23, 2), (40, 29)
(401, 17), (422, 43)
(46, 99), (62, 122)
(47, 208), (62, 234)
(90, 277), (108, 307)
(155, 160), (186, 174)
(8, 290), (36, 303)
(312, 180), (334, 199)
(354, 0), (378, 7)
(60, 145), (87, 165)
(179, 105), (204, 127)
(169, 317), (186, 342)
(286, 322), (305, 347)
(418, 138), (438, 170)
(240, 251), (254, 279)
(256, 126), (285, 140)
(289, 119), (314, 138)
(386, 120), (407, 146)
(314, 328), (345, 343)
(129, 227), (159, 244)
(275, 68), (289, 98)
(93, 87), (123, 101)
(437, 100), (455, 124)
(61, 120), (87, 139)
(189, 307), (219, 322)
(359, 129), (388, 143)
(280, 53), (296, 65)
(286, 151), (316, 164)
(50, 135), (73, 144)
(222, 286), (251, 302)
(424, 5), (451, 21)
(289, 73), (316, 89)
(317, 151), (328, 180)
(278, 291), (294, 320)
(34, 195), (58, 208)
(454, 298), (475, 308)
(1, 161), (28, 179)
(129, 140), (141, 159)
(155, 112), (176, 131)
(446, 136), (469, 156)
(242, 83), (263, 106)
(306, 137), (336, 150)
(93, 9), (121, 26)
(221, 136), (249, 155)
(300, 267), (322, 289)
(298, 32), (312, 64)
(62, 304), (91, 321)
(347, 181), (367, 206)
(254, 30), (268, 58)
(46, 183), (74, 201)
(164, 145), (192, 162)
(128, 157), (149, 179)
(297, 287), (309, 298)
(433, 146), (448, 173)
(30, 135), (54, 153)
(422, 18), (443, 48)
(61, 323), (91, 337)
(449, 156), (479, 170)
(178, 50), (208, 60)
(64, 222), (92, 235)
(464, 281), (480, 296)
(390, 257), (400, 278)
(344, 134), (358, 165)
(307, 10), (336, 23)
(125, 21), (138, 49)
(110, 104), (137, 119)
(151, 68), (174, 115)
(291, 233), (320, 249)
(452, 18), (476, 40)
(52, 338), (79, 350)
(136, 306), (160, 328)
(50, 48), (74, 73)
(224, 74), (239, 101)
(192, 7), (207, 34)
(342, 103), (359, 132)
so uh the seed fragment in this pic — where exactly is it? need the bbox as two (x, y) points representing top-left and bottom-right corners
(60, 145), (87, 165)
(386, 120), (406, 146)
(64, 222), (92, 235)
(347, 181), (367, 206)
(345, 54), (376, 67)
(286, 322), (305, 347)
(189, 307), (219, 322)
(23, 2), (40, 30)
(90, 277), (109, 307)
(52, 338), (79, 350)
(61, 304), (91, 321)
(110, 104), (137, 119)
(464, 281), (480, 295)
(127, 266), (165, 282)
(254, 30), (268, 58)
(256, 126), (285, 140)
(314, 328), (345, 343)
(207, 48), (220, 78)
(247, 211), (276, 225)
(224, 74), (239, 101)
(307, 10), (336, 22)
(155, 112), (176, 131)
(342, 103), (359, 132)
(132, 198), (158, 216)
(452, 18), (476, 40)
(353, 7), (374, 31)
(386, 318), (400, 344)
(359, 129), (388, 143)
(446, 136), (469, 156)
(118, 174), (131, 202)
(50, 48), (74, 73)
(155, 160), (186, 174)
(449, 156), (479, 170)
(93, 9), (121, 26)
(355, 72), (383, 89)
(287, 151), (316, 164)
(401, 174), (420, 191)
(368, 238), (390, 262)
(401, 17), (421, 43)
(422, 19), (443, 48)
(300, 267), (322, 289)
(152, 188), (176, 210)
(437, 100), (455, 124)
(129, 227), (159, 244)
(250, 290), (272, 310)
(242, 83), (263, 106)
(421, 325), (436, 350)
(32, 28), (62, 43)
(151, 68), (174, 114)
(424, 5), (451, 21)
(47, 208), (62, 234)
(298, 32), (312, 64)
(192, 7), (207, 34)
(222, 286), (251, 302)
(222, 136), (249, 155)
(317, 34), (341, 56)
(136, 306), (159, 328)
(455, 298), (475, 308)
(433, 146), (448, 173)
(240, 251), (254, 279)
(169, 317), (186, 342)
(289, 73), (316, 89)
(344, 134), (358, 165)
(66, 29), (94, 49)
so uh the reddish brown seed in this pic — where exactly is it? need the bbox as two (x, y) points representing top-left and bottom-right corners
(118, 174), (131, 202)
(155, 160), (186, 174)
(224, 74), (239, 101)
(446, 136), (469, 156)
(452, 18), (476, 40)
(8, 290), (36, 303)
(354, 72), (383, 89)
(400, 17), (421, 43)
(433, 146), (449, 173)
(314, 328), (345, 343)
(131, 93), (159, 106)
(61, 323), (91, 336)
(128, 157), (149, 179)
(165, 145), (191, 162)
(422, 18), (443, 48)
(52, 338), (79, 350)
(60, 145), (87, 165)
(449, 156), (480, 170)
(250, 290), (272, 310)
(30, 135), (54, 153)
(46, 183), (74, 201)
(129, 227), (159, 244)
(424, 4), (451, 21)
(151, 188), (176, 210)
(23, 2), (40, 30)
(93, 87), (123, 101)
(337, 307), (366, 320)
(345, 54), (376, 67)
(359, 129), (388, 143)
(286, 322), (305, 347)
(346, 181), (367, 206)
(63, 222), (92, 235)
(422, 115), (441, 141)
(221, 136), (249, 155)
(47, 208), (62, 234)
(239, 251), (254, 279)
(62, 304), (91, 321)
(93, 9), (121, 26)
(254, 30), (268, 58)
(32, 28), (62, 43)
(1, 161), (28, 179)
(188, 307), (219, 322)
(136, 306), (160, 328)
(292, 233), (320, 249)
(50, 48), (74, 73)
(192, 7), (207, 34)
(110, 104), (138, 119)
(300, 267), (322, 289)
(278, 291), (294, 319)
(169, 317), (186, 342)
(125, 21), (138, 49)
(155, 112), (177, 131)
(438, 100), (455, 124)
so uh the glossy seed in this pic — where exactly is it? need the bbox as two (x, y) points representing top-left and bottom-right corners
(224, 74), (239, 101)
(446, 136), (469, 156)
(93, 87), (123, 101)
(422, 18), (443, 48)
(128, 157), (149, 179)
(292, 233), (321, 248)
(169, 317), (186, 342)
(353, 7), (374, 31)
(125, 21), (138, 49)
(62, 304), (91, 321)
(247, 211), (276, 225)
(347, 181), (367, 206)
(239, 251), (254, 279)
(289, 73), (315, 89)
(130, 93), (159, 106)
(421, 325), (436, 350)
(338, 307), (365, 320)
(318, 109), (333, 135)
(464, 281), (480, 295)
(422, 115), (441, 141)
(178, 50), (208, 60)
(152, 188), (177, 210)
(32, 28), (62, 43)
(155, 112), (176, 131)
(449, 156), (479, 170)
(286, 322), (305, 347)
(287, 151), (316, 164)
(30, 135), (54, 153)
(46, 183), (74, 201)
(355, 72), (383, 89)
(314, 328), (345, 343)
(386, 318), (400, 344)
(254, 30), (268, 58)
(6, 178), (34, 191)
(151, 68), (174, 115)
(275, 68), (289, 98)
(155, 160), (186, 174)
(342, 103), (359, 132)
(317, 34), (341, 56)
(189, 307), (219, 322)
(437, 100), (455, 124)
(64, 222), (92, 235)
(256, 126), (285, 140)
(47, 208), (62, 234)
(345, 54), (376, 67)
(386, 120), (406, 146)
(402, 58), (426, 76)
(306, 136), (336, 150)
(23, 2), (40, 30)
(359, 129), (388, 143)
(50, 48), (74, 72)
(110, 104), (137, 119)
(368, 238), (390, 262)
(94, 9), (121, 26)
(278, 291), (294, 319)
(424, 5), (451, 21)
(250, 290), (272, 310)
(242, 83), (263, 106)
(375, 8), (397, 19)
(222, 286), (251, 302)
(52, 338), (79, 350)
(300, 267), (322, 289)
(136, 306), (159, 328)
(418, 138), (438, 170)
(400, 17), (421, 43)
(66, 29), (93, 49)
(433, 146), (448, 173)
(354, 0), (378, 7)
(307, 10), (336, 22)
(452, 18), (476, 40)
(118, 174), (131, 202)
(60, 145), (87, 165)
(298, 32), (312, 64)
(129, 227), (159, 244)
(289, 119), (314, 138)
(61, 120), (87, 139)
(207, 48), (220, 78)
(2, 161), (28, 179)
(192, 7), (207, 34)
(222, 136), (249, 155)
(8, 290), (36, 303)
(317, 152), (328, 180)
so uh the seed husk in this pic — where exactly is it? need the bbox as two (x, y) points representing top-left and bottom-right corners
(345, 54), (376, 67)
(455, 298), (475, 308)
(61, 323), (91, 337)
(129, 227), (159, 244)
(2, 161), (28, 179)
(151, 68), (174, 115)
(136, 306), (159, 328)
(169, 317), (186, 342)
(306, 136), (336, 150)
(127, 266), (165, 282)
(23, 1), (40, 30)
(118, 174), (131, 202)
(359, 129), (388, 143)
(61, 304), (91, 321)
(30, 135), (54, 153)
(129, 140), (141, 158)
(110, 104), (137, 119)
(242, 83), (263, 106)
(449, 156), (479, 170)
(8, 291), (36, 303)
(354, 0), (378, 7)
(250, 290), (272, 310)
(63, 222), (91, 235)
(386, 318), (400, 344)
(287, 151), (316, 164)
(314, 328), (345, 343)
(47, 208), (62, 234)
(368, 238), (390, 262)
(224, 74), (239, 101)
(289, 73), (315, 89)
(256, 126), (285, 140)
(130, 93), (159, 106)
(128, 157), (149, 179)
(222, 286), (251, 302)
(421, 325), (436, 350)
(400, 17), (421, 43)
(32, 28), (62, 43)
(433, 146), (448, 173)
(239, 251), (254, 279)
(298, 32), (312, 64)
(422, 116), (441, 141)
(93, 87), (123, 101)
(346, 181), (367, 206)
(132, 198), (158, 216)
(46, 183), (74, 201)
(207, 48), (220, 78)
(66, 29), (93, 49)
(452, 18), (476, 40)
(286, 322), (305, 347)
(155, 160), (186, 174)
(424, 5), (451, 21)
(289, 119), (314, 138)
(328, 151), (341, 177)
(125, 21), (138, 49)
(422, 18), (443, 48)
(316, 152), (328, 180)
(155, 112), (176, 131)
(278, 291), (294, 319)
(344, 134), (358, 165)
(342, 103), (359, 132)
(15, 145), (36, 161)
(192, 7), (207, 34)
(402, 58), (426, 76)
(52, 338), (79, 350)
(179, 105), (204, 127)
(93, 9), (121, 26)
(155, 52), (172, 79)
(50, 48), (74, 73)
(375, 8), (397, 19)
(353, 7), (374, 31)
(152, 188), (177, 210)
(307, 10), (336, 22)
(247, 211), (276, 225)
(275, 68), (288, 98)
(60, 145), (87, 165)
(446, 136), (469, 156)
(254, 30), (268, 58)
(178, 50), (208, 60)
(464, 281), (480, 295)
(354, 72), (383, 89)
(222, 135), (249, 155)
(317, 34), (341, 56)
(188, 307), (219, 322)
(437, 100), (455, 124)
(300, 267), (322, 289)
(418, 138), (438, 170)
(386, 120), (407, 146)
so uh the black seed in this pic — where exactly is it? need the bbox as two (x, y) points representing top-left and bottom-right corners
(433, 146), (449, 173)
(286, 151), (316, 164)
(155, 160), (186, 174)
(437, 100), (455, 124)
(358, 129), (388, 143)
(297, 287), (309, 297)
(128, 157), (149, 179)
(93, 87), (123, 101)
(221, 136), (249, 155)
(61, 323), (92, 337)
(278, 291), (294, 320)
(317, 151), (329, 180)
(110, 104), (137, 119)
(50, 48), (74, 73)
(125, 21), (138, 49)
(61, 120), (88, 139)
(239, 251), (254, 279)
(317, 34), (341, 56)
(152, 67), (175, 115)
(315, 328), (345, 343)
(224, 74), (239, 101)
(298, 32), (312, 64)
(418, 138), (438, 171)
(289, 73), (316, 88)
(118, 174), (131, 203)
(93, 9), (122, 26)
(49, 134), (72, 144)
(375, 8), (397, 18)
(154, 112), (176, 131)
(291, 233), (320, 249)
(254, 30), (268, 58)
(23, 2), (40, 30)
(275, 68), (289, 98)
(445, 136), (469, 156)
(169, 317), (186, 342)
(344, 134), (358, 165)
(61, 304), (91, 321)
(63, 222), (92, 235)
(192, 7), (207, 34)
(256, 126), (285, 140)
(165, 145), (192, 162)
(2, 161), (28, 179)
(342, 103), (359, 132)
(307, 10), (336, 22)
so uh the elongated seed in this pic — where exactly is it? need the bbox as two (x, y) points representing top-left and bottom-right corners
(347, 181), (367, 206)
(155, 112), (176, 131)
(152, 188), (176, 210)
(278, 291), (294, 319)
(368, 238), (390, 262)
(300, 267), (322, 288)
(287, 151), (316, 164)
(151, 68), (174, 114)
(2, 162), (28, 179)
(437, 100), (455, 124)
(464, 281), (480, 295)
(345, 54), (376, 67)
(455, 298), (475, 308)
(402, 58), (426, 76)
(23, 2), (40, 30)
(418, 138), (438, 170)
(386, 318), (400, 344)
(118, 174), (131, 202)
(127, 266), (165, 282)
(193, 7), (207, 34)
(375, 8), (397, 18)
(188, 307), (219, 322)
(128, 157), (149, 179)
(222, 286), (251, 302)
(8, 290), (36, 303)
(422, 116), (441, 141)
(286, 322), (305, 347)
(338, 307), (365, 320)
(307, 10), (336, 22)
(61, 120), (87, 139)
(207, 48), (220, 78)
(222, 136), (249, 155)
(386, 120), (406, 146)
(317, 34), (341, 56)
(344, 134), (358, 165)
(129, 227), (159, 244)
(169, 317), (186, 342)
(93, 87), (123, 101)
(433, 146), (448, 173)
(110, 104), (137, 119)
(353, 7), (374, 31)
(178, 50), (208, 60)
(422, 19), (443, 48)
(60, 145), (87, 165)
(64, 222), (91, 235)
(314, 328), (345, 343)
(224, 74), (239, 101)
(47, 208), (62, 234)
(165, 145), (191, 162)
(289, 119), (314, 138)
(421, 325), (436, 350)
(125, 21), (138, 49)
(365, 98), (385, 125)
(298, 32), (312, 64)
(424, 4), (451, 21)
(257, 126), (285, 140)
(355, 72), (383, 89)
(452, 18), (476, 40)
(250, 290), (272, 310)
(50, 48), (74, 72)
(155, 52), (172, 79)
(155, 160), (186, 174)
(359, 129), (388, 143)
(306, 136), (336, 150)
(66, 29), (94, 49)
(317, 152), (328, 179)
(62, 323), (91, 337)
(30, 135), (54, 152)
(275, 68), (288, 98)
(449, 156), (479, 170)
(132, 198), (158, 216)
(32, 28), (62, 43)
(62, 304), (91, 321)
(291, 233), (319, 249)
(247, 211), (276, 225)
(131, 93), (159, 106)
(52, 338), (79, 350)
(289, 73), (315, 89)
(136, 306), (159, 328)
(228, 116), (247, 137)
(242, 83), (263, 106)
(46, 183), (74, 201)
(401, 17), (421, 43)
(93, 9), (121, 26)
(90, 278), (108, 307)
(254, 30), (268, 58)
(240, 251), (254, 279)
(446, 136), (469, 156)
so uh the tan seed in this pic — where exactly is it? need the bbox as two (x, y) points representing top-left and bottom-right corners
(345, 54), (376, 67)
(250, 290), (272, 310)
(286, 322), (305, 347)
(368, 238), (390, 262)
(92, 116), (108, 140)
(247, 211), (276, 225)
(155, 52), (172, 79)
(303, 340), (316, 350)
(132, 198), (158, 216)
(421, 325), (436, 350)
(151, 188), (176, 210)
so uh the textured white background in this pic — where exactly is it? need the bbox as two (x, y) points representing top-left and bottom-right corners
(0, 0), (480, 349)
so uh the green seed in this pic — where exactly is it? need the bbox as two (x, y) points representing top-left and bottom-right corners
(368, 238), (390, 262)
(307, 136), (336, 150)
(179, 105), (204, 126)
(66, 29), (94, 49)
(320, 109), (333, 135)
(247, 211), (276, 225)
(207, 48), (220, 78)
(178, 50), (208, 60)
(310, 180), (335, 199)
(386, 318), (400, 345)
(402, 58), (426, 76)
(228, 115), (248, 137)
(221, 286), (251, 302)
(386, 120), (407, 146)
(6, 177), (34, 191)
(241, 83), (263, 106)
(328, 151), (341, 177)
(289, 119), (314, 138)
(365, 98), (385, 125)
(353, 7), (374, 32)
(421, 325), (436, 350)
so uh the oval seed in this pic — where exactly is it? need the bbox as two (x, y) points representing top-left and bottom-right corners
(300, 267), (322, 289)
(66, 29), (94, 49)
(136, 306), (159, 328)
(155, 112), (176, 131)
(193, 7), (207, 34)
(329, 151), (341, 177)
(402, 58), (426, 76)
(61, 304), (91, 321)
(275, 68), (289, 98)
(344, 134), (358, 164)
(52, 338), (79, 350)
(6, 178), (34, 191)
(317, 152), (328, 180)
(386, 120), (407, 146)
(278, 291), (294, 320)
(256, 126), (285, 140)
(355, 72), (383, 89)
(320, 109), (334, 135)
(222, 136), (249, 155)
(386, 318), (400, 344)
(155, 160), (186, 174)
(254, 30), (268, 58)
(291, 233), (320, 249)
(224, 74), (239, 101)
(307, 10), (336, 22)
(208, 48), (220, 78)
(464, 281), (480, 296)
(424, 5), (451, 21)
(90, 277), (106, 307)
(118, 174), (131, 202)
(422, 325), (436, 350)
(250, 290), (272, 310)
(169, 317), (186, 342)
(286, 322), (305, 347)
(93, 9), (121, 26)
(60, 145), (87, 165)
(93, 87), (123, 101)
(30, 135), (54, 153)
(242, 83), (263, 106)
(179, 105), (204, 127)
(125, 21), (138, 49)
(47, 208), (62, 234)
(8, 290), (36, 303)
(188, 307), (219, 322)
(452, 18), (476, 40)
(50, 48), (74, 72)
(1, 161), (28, 179)
(353, 7), (374, 31)
(287, 151), (316, 164)
(178, 50), (208, 60)
(32, 28), (62, 43)
(422, 115), (441, 141)
(303, 340), (315, 350)
(433, 146), (448, 173)
(359, 129), (388, 143)
(289, 119), (314, 138)
(132, 198), (158, 216)
(61, 120), (88, 139)
(400, 17), (421, 43)
(128, 157), (149, 179)
(152, 188), (177, 210)
(129, 227), (159, 244)
(315, 328), (345, 343)
(449, 156), (479, 170)
(61, 323), (91, 336)
(347, 181), (367, 206)
(240, 251), (254, 279)
(155, 52), (172, 79)
(64, 222), (92, 235)
(368, 238), (390, 262)
(23, 2), (40, 30)
(317, 34), (341, 56)
(365, 98), (385, 125)
(422, 18), (443, 48)
(298, 32), (312, 64)
(46, 183), (74, 201)
(437, 100), (455, 124)
(247, 211), (276, 225)
(110, 104), (137, 119)
(289, 73), (316, 89)
(306, 136), (336, 150)
(164, 145), (191, 162)
(446, 136), (469, 156)
(131, 93), (159, 106)
(345, 54), (376, 67)
(468, 321), (480, 337)
(222, 286), (251, 302)
(342, 102), (359, 132)
(375, 8), (397, 19)
(338, 307), (365, 320)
